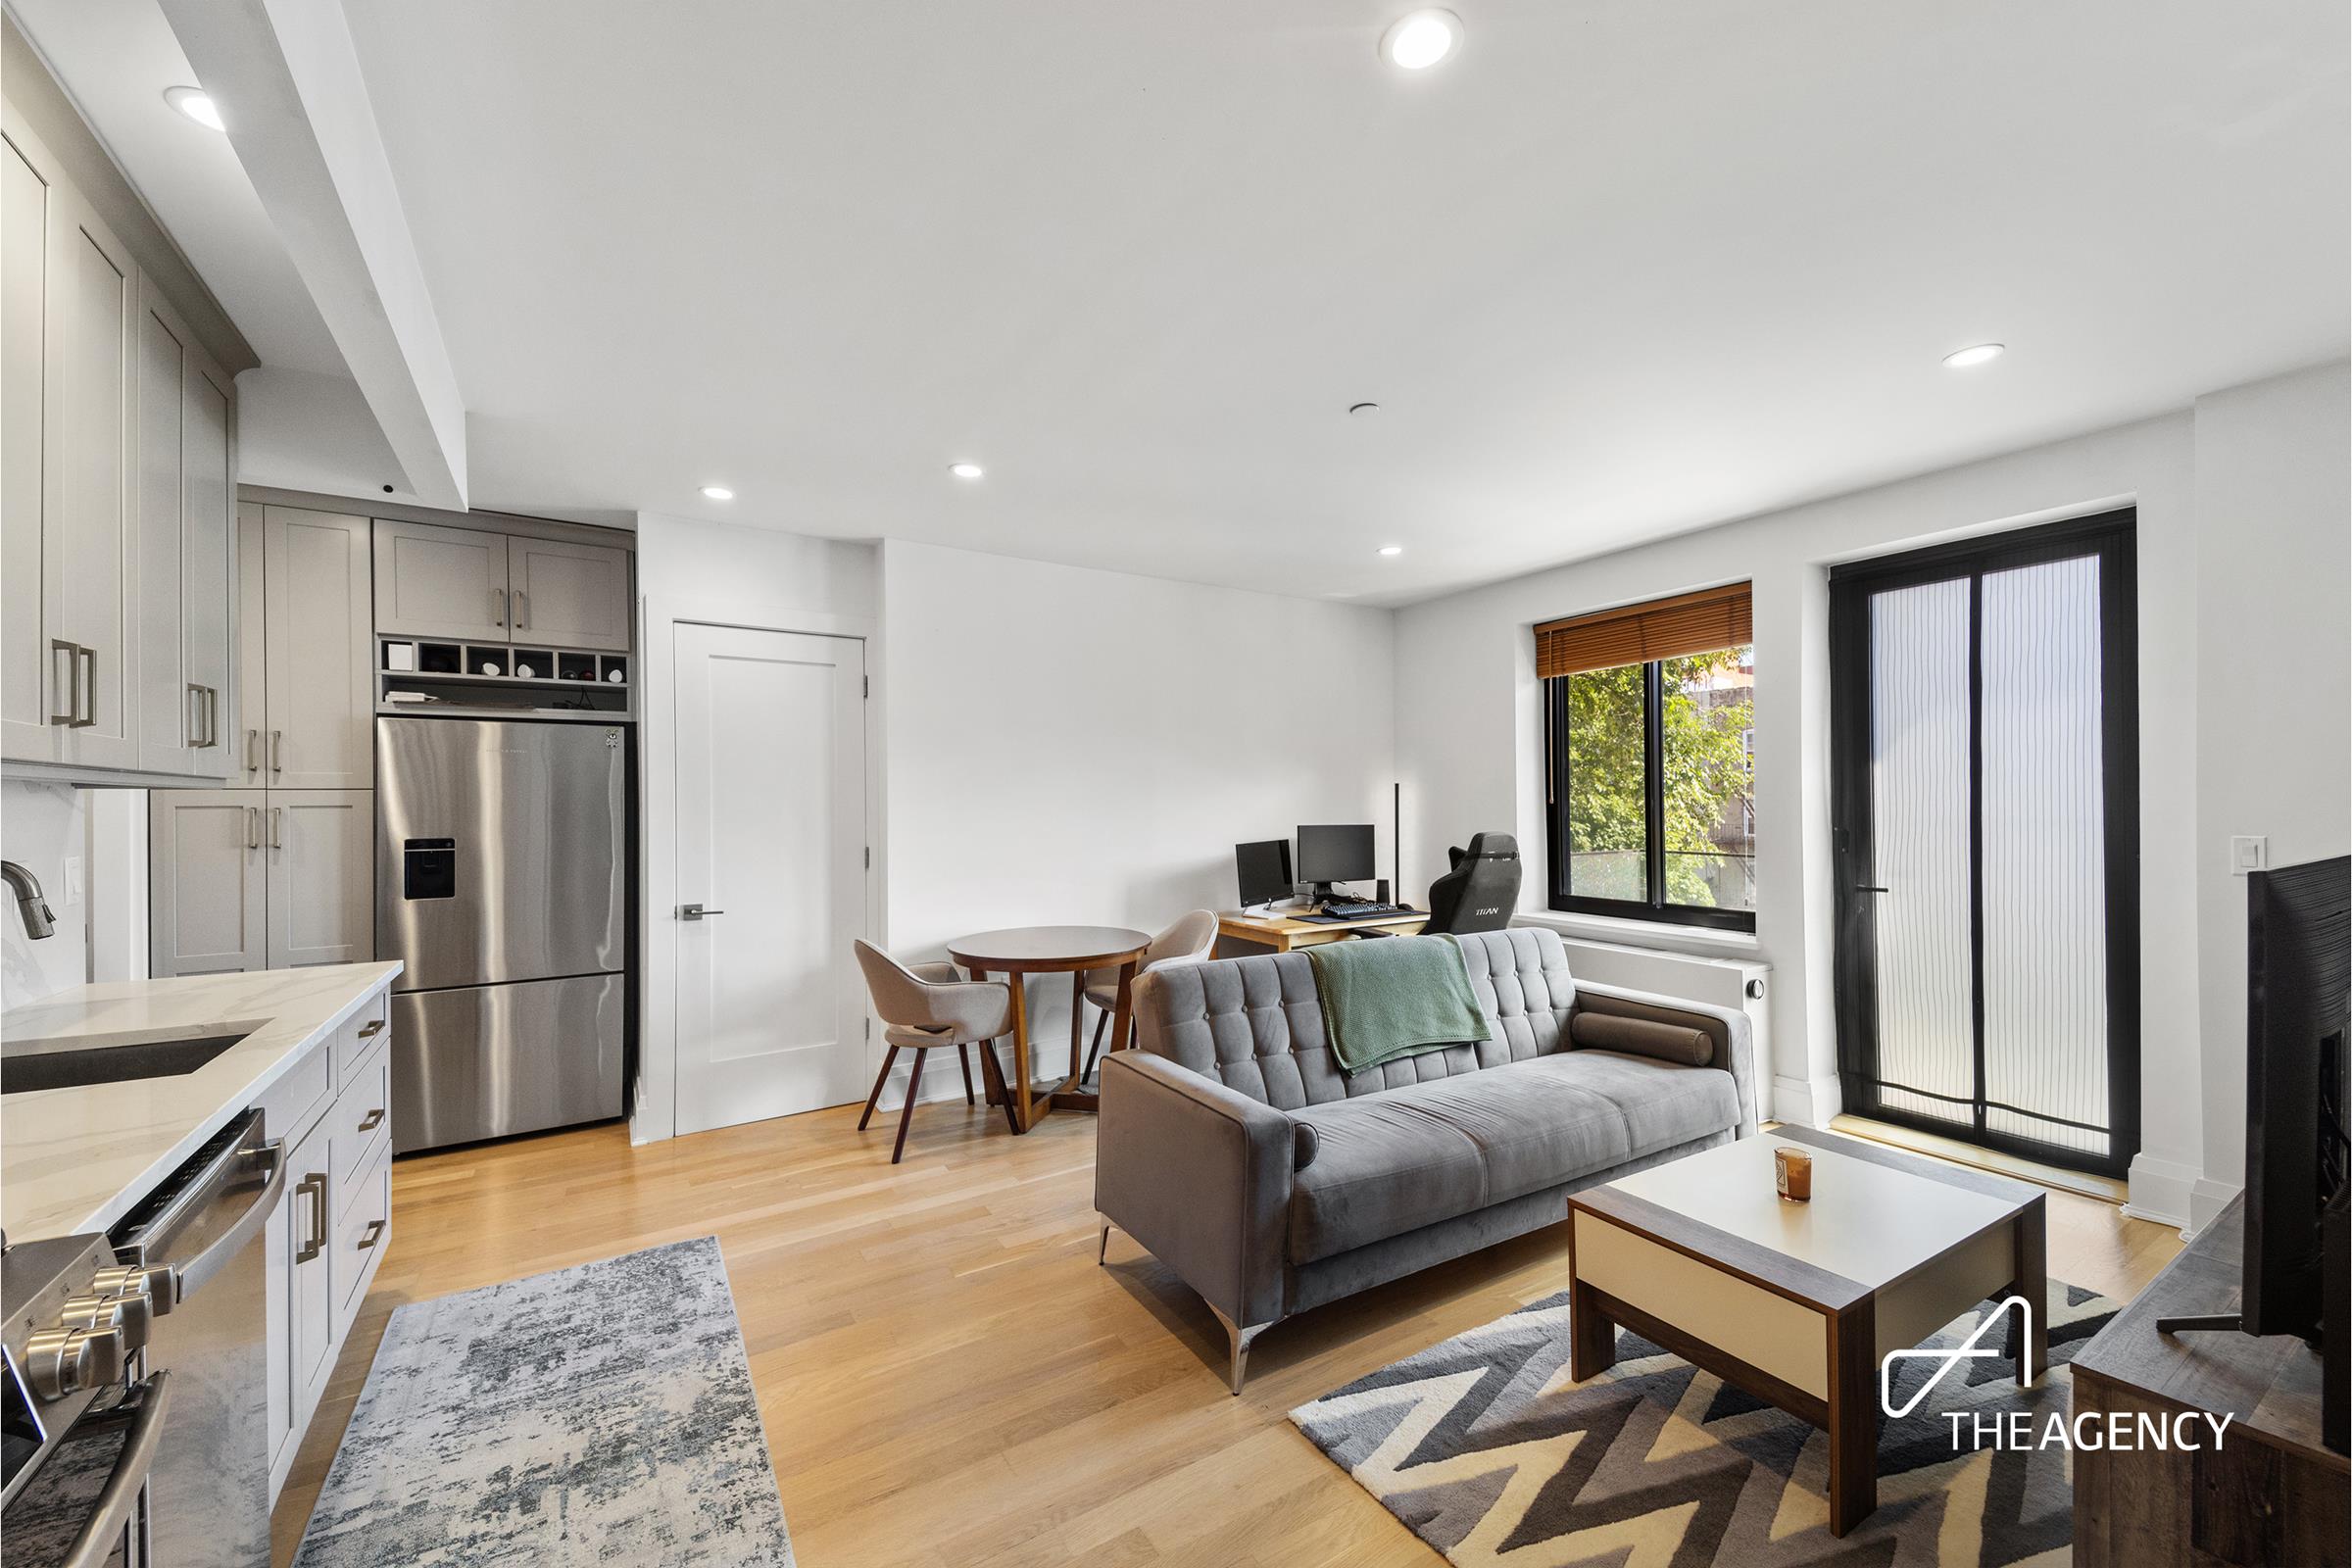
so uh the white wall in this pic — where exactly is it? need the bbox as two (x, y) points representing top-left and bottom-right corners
(1395, 395), (2250, 1222)
(1, 780), (88, 1008)
(879, 540), (1396, 1102)
(633, 512), (881, 1141)
(2189, 364), (2352, 1229)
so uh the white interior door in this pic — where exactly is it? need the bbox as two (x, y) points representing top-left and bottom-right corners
(673, 624), (868, 1135)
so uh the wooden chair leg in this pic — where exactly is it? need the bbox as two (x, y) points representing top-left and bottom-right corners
(858, 1046), (900, 1131)
(977, 1040), (1021, 1135)
(1081, 1007), (1110, 1083)
(892, 1048), (927, 1164)
(956, 1043), (975, 1105)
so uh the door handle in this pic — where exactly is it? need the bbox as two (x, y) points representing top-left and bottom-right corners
(269, 807), (283, 850)
(270, 729), (282, 774)
(73, 646), (96, 727)
(245, 728), (259, 775)
(204, 687), (220, 748)
(48, 639), (78, 725)
(514, 589), (528, 628)
(246, 807), (260, 852)
(679, 904), (724, 920)
(293, 1172), (328, 1263)
(1854, 885), (1890, 894)
(494, 587), (508, 627)
(186, 683), (203, 748)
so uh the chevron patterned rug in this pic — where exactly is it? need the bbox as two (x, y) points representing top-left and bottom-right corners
(1292, 1279), (2116, 1566)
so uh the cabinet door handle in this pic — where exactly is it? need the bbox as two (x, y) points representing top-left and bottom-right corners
(204, 687), (220, 748)
(357, 1218), (385, 1252)
(47, 640), (77, 725)
(514, 589), (527, 628)
(293, 1173), (328, 1263)
(357, 1018), (385, 1039)
(269, 807), (282, 850)
(245, 807), (260, 852)
(186, 683), (203, 748)
(494, 587), (508, 627)
(73, 646), (96, 727)
(269, 729), (282, 774)
(244, 728), (258, 774)
(357, 1108), (384, 1133)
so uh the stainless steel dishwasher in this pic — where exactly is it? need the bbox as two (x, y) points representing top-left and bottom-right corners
(111, 1110), (284, 1565)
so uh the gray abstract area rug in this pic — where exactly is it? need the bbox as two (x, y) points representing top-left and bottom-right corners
(294, 1237), (795, 1567)
(1292, 1279), (2117, 1566)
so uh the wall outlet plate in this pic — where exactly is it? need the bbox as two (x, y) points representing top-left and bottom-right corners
(2230, 835), (2269, 876)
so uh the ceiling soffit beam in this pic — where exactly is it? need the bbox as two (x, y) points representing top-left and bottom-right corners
(159, 0), (466, 509)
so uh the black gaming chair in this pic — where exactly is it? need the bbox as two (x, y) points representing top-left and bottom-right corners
(1421, 832), (1521, 934)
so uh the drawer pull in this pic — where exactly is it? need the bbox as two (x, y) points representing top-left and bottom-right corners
(357, 1019), (385, 1039)
(357, 1109), (384, 1133)
(357, 1219), (385, 1252)
(293, 1173), (328, 1263)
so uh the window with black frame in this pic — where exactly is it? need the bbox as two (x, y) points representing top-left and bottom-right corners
(1539, 584), (1755, 931)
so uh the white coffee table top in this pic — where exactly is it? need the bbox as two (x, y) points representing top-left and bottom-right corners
(1594, 1130), (2034, 1298)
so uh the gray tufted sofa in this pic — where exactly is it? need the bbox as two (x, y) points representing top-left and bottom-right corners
(1095, 926), (1757, 1391)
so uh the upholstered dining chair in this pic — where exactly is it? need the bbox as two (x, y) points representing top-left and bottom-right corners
(852, 941), (1016, 1162)
(1078, 909), (1218, 1082)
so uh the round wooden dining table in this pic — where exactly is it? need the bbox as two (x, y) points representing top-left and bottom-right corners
(947, 924), (1150, 1132)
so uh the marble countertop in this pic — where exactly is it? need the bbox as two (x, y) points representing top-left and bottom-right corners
(2, 962), (403, 1243)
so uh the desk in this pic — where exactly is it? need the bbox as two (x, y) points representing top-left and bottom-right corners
(1216, 908), (1426, 953)
(947, 925), (1148, 1131)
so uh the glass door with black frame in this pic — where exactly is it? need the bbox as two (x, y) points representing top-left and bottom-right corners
(1828, 511), (2140, 1178)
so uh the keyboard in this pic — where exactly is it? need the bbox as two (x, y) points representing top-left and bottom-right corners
(1319, 900), (1412, 919)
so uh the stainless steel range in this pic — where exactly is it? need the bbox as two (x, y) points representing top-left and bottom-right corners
(1, 1109), (280, 1567)
(375, 716), (628, 1152)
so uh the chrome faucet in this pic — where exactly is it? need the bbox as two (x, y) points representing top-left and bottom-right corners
(1, 861), (56, 940)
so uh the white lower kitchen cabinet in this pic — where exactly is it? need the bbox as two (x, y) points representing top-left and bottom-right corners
(151, 789), (373, 975)
(258, 979), (394, 1501)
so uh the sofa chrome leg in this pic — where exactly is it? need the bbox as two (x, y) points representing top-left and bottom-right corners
(1097, 1222), (1113, 1265)
(1206, 1304), (1270, 1396)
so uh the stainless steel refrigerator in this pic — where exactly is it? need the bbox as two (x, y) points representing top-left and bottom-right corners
(376, 717), (627, 1152)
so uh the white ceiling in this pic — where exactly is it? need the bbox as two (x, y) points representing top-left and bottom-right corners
(24, 0), (2351, 605)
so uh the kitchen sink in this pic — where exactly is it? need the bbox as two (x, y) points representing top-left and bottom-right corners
(1, 1032), (251, 1095)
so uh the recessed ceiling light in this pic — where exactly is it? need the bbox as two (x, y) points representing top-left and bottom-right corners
(1378, 545), (1404, 557)
(699, 484), (735, 501)
(949, 463), (985, 480)
(1941, 343), (2005, 368)
(1380, 9), (1462, 70)
(1348, 402), (1381, 416)
(164, 86), (224, 131)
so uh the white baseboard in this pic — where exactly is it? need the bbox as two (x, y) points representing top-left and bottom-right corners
(2187, 1177), (2244, 1240)
(2122, 1152), (2200, 1232)
(1768, 1072), (1841, 1128)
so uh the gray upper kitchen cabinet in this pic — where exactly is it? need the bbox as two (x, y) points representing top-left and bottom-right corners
(135, 279), (237, 778)
(266, 791), (375, 967)
(0, 110), (142, 772)
(1, 123), (53, 762)
(372, 517), (511, 642)
(149, 789), (268, 975)
(253, 507), (372, 789)
(507, 535), (631, 651)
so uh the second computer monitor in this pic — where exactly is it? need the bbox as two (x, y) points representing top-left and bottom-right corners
(1296, 823), (1375, 895)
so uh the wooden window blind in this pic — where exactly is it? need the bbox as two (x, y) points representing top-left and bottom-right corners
(1535, 582), (1753, 679)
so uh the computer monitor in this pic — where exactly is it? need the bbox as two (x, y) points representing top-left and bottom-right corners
(1234, 840), (1294, 909)
(1296, 823), (1375, 899)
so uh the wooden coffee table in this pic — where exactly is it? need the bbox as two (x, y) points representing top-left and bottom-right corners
(1566, 1125), (2046, 1537)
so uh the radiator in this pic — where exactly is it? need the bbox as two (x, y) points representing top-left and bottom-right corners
(1547, 933), (1772, 1101)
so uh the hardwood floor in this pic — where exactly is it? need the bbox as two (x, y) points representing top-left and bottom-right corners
(271, 1104), (2184, 1567)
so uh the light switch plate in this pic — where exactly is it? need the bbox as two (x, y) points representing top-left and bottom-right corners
(2230, 835), (2269, 876)
(62, 855), (83, 902)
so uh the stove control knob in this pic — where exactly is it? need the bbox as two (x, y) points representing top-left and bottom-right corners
(91, 1263), (175, 1316)
(60, 1293), (148, 1353)
(22, 1324), (124, 1399)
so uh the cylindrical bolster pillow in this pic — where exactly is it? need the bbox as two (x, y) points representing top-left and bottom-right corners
(1293, 1119), (1320, 1171)
(1569, 1010), (1714, 1066)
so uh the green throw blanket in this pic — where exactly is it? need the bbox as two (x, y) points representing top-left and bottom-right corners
(1306, 934), (1493, 1074)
